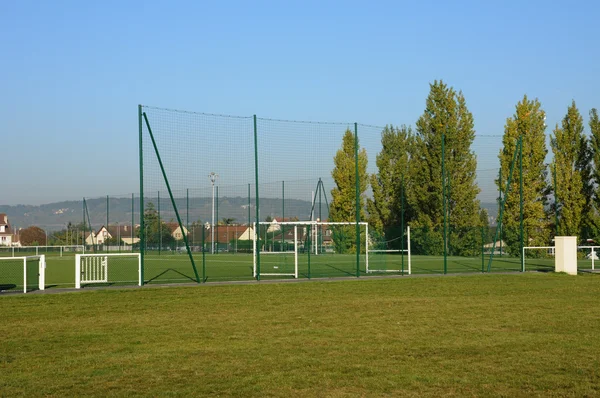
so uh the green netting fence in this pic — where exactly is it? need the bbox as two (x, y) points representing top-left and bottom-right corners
(133, 105), (554, 285)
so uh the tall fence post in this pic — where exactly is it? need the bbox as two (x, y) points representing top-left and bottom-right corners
(158, 190), (161, 256)
(253, 115), (260, 281)
(554, 164), (559, 236)
(216, 186), (219, 254)
(401, 174), (405, 273)
(131, 193), (134, 253)
(248, 183), (251, 228)
(498, 167), (503, 256)
(481, 226), (485, 272)
(82, 199), (86, 252)
(106, 195), (109, 253)
(519, 135), (524, 272)
(442, 133), (447, 274)
(354, 122), (360, 278)
(487, 136), (521, 272)
(138, 105), (145, 285)
(187, 188), (189, 249)
(202, 224), (206, 282)
(282, 181), (285, 251)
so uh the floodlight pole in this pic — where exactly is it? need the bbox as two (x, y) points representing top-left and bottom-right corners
(209, 172), (218, 254)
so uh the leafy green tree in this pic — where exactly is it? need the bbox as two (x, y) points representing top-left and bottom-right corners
(498, 95), (549, 255)
(587, 108), (600, 241)
(138, 202), (175, 248)
(104, 234), (122, 246)
(551, 101), (586, 237)
(330, 129), (368, 253)
(408, 80), (482, 256)
(367, 125), (412, 249)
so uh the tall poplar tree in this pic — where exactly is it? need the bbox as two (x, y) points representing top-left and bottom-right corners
(497, 96), (549, 255)
(367, 125), (412, 248)
(329, 129), (368, 253)
(588, 108), (600, 239)
(551, 101), (586, 237)
(408, 80), (481, 256)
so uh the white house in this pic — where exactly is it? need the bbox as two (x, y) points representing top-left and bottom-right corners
(0, 213), (14, 246)
(165, 223), (189, 241)
(86, 225), (141, 245)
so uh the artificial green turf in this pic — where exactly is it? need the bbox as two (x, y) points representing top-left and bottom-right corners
(1, 273), (599, 397)
(2, 251), (598, 291)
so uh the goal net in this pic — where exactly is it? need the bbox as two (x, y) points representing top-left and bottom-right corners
(253, 222), (299, 278)
(367, 226), (411, 274)
(254, 221), (369, 279)
(75, 253), (141, 288)
(0, 255), (46, 293)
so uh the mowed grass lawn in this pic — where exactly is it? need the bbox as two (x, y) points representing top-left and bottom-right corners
(1, 273), (599, 397)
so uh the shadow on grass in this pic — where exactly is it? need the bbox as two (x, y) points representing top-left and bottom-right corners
(302, 261), (356, 278)
(145, 268), (197, 284)
(0, 284), (17, 291)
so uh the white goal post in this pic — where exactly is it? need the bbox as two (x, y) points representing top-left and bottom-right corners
(75, 253), (141, 288)
(254, 221), (371, 278)
(252, 221), (410, 277)
(253, 222), (299, 278)
(366, 226), (411, 274)
(0, 255), (46, 293)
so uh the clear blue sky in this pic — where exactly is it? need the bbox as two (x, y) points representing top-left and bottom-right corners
(1, 0), (598, 205)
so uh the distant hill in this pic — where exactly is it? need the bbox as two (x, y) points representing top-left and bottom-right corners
(0, 196), (323, 232)
(0, 199), (500, 232)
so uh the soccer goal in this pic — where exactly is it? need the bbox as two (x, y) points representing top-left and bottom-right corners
(253, 222), (299, 278)
(366, 226), (411, 274)
(0, 255), (46, 293)
(253, 221), (370, 278)
(75, 253), (141, 288)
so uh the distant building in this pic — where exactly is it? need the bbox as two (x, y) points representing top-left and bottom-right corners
(0, 213), (16, 246)
(107, 224), (140, 245)
(164, 223), (189, 241)
(86, 225), (141, 245)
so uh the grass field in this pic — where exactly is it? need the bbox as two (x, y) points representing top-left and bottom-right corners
(1, 273), (599, 396)
(2, 250), (600, 291)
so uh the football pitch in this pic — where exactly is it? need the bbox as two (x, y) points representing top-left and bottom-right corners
(18, 252), (525, 289)
(1, 273), (599, 396)
(2, 251), (598, 290)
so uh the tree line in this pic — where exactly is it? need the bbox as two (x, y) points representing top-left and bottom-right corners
(329, 80), (600, 256)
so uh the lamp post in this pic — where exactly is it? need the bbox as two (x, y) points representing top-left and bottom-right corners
(209, 172), (218, 254)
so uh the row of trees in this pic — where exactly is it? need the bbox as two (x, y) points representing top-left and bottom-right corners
(329, 80), (600, 256)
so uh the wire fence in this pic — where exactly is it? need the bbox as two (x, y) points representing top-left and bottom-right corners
(0, 106), (562, 290)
